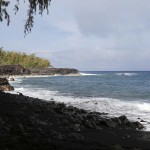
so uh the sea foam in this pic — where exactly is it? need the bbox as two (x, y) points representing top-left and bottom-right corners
(13, 87), (150, 131)
(80, 73), (99, 76)
(116, 73), (137, 76)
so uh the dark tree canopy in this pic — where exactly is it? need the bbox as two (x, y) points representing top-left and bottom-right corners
(0, 0), (51, 35)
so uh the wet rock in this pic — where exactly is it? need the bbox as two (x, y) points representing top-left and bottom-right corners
(72, 116), (83, 124)
(112, 115), (144, 130)
(69, 133), (84, 141)
(118, 115), (130, 124)
(123, 134), (130, 138)
(98, 118), (116, 128)
(0, 118), (5, 125)
(18, 123), (25, 134)
(84, 120), (97, 129)
(72, 124), (80, 131)
(9, 77), (15, 81)
(54, 107), (64, 114)
(140, 119), (146, 122)
(62, 119), (70, 125)
(0, 78), (9, 85)
(38, 121), (48, 126)
(0, 78), (14, 91)
(18, 93), (24, 97)
(38, 127), (45, 135)
(79, 109), (87, 114)
(0, 85), (14, 91)
(105, 119), (117, 128)
(131, 121), (144, 130)
(97, 115), (144, 130)
(50, 130), (64, 140)
(53, 103), (67, 114)
(86, 114), (94, 120)
(50, 98), (54, 101)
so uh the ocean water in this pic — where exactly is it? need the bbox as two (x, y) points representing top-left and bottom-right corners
(9, 71), (150, 131)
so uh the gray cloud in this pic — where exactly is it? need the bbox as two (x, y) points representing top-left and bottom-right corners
(1, 0), (150, 71)
(69, 0), (150, 52)
(46, 0), (150, 71)
(72, 0), (150, 36)
(48, 47), (150, 71)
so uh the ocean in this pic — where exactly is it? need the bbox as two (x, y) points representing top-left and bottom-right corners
(9, 71), (150, 131)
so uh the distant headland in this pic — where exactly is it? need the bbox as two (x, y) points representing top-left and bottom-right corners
(0, 48), (79, 77)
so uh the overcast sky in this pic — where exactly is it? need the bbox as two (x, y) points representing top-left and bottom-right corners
(1, 0), (150, 71)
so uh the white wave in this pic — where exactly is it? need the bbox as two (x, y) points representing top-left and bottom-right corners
(13, 87), (150, 131)
(15, 87), (24, 91)
(136, 103), (150, 112)
(80, 73), (99, 76)
(116, 73), (137, 76)
(11, 75), (53, 78)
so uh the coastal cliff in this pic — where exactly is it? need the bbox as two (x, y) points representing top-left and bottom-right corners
(0, 65), (30, 76)
(0, 65), (79, 76)
(30, 68), (79, 75)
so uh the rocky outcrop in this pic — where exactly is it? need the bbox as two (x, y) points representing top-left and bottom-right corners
(8, 77), (15, 81)
(30, 68), (79, 75)
(0, 65), (79, 76)
(0, 78), (14, 91)
(0, 65), (31, 75)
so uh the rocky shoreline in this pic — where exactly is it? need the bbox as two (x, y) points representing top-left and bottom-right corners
(1, 67), (150, 149)
(0, 91), (150, 149)
(0, 65), (79, 76)
(29, 68), (79, 75)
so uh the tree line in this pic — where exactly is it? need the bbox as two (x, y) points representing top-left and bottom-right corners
(0, 48), (51, 68)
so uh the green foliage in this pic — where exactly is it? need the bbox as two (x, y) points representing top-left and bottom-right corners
(0, 0), (51, 35)
(0, 48), (51, 68)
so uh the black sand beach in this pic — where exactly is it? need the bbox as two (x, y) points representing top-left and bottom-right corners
(0, 91), (150, 150)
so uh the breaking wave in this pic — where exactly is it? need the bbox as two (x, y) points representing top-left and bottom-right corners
(116, 73), (137, 76)
(13, 87), (150, 131)
(80, 73), (100, 76)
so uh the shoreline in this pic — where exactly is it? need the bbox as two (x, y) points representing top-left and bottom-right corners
(0, 91), (150, 149)
(0, 73), (82, 79)
(7, 75), (150, 132)
(1, 74), (150, 149)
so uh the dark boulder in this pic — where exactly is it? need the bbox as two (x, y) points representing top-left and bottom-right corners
(126, 121), (144, 130)
(72, 124), (81, 131)
(69, 133), (84, 141)
(9, 77), (15, 81)
(112, 115), (144, 130)
(0, 78), (14, 91)
(0, 85), (14, 91)
(118, 115), (130, 124)
(0, 77), (9, 85)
